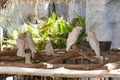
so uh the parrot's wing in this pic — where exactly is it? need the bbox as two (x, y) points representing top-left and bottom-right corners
(87, 30), (100, 57)
(66, 26), (82, 52)
(25, 32), (36, 58)
(45, 41), (54, 56)
(16, 38), (25, 57)
(66, 32), (77, 51)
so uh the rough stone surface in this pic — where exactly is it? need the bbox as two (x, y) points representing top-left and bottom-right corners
(1, 0), (120, 49)
(110, 0), (120, 48)
(0, 1), (49, 28)
(86, 0), (120, 49)
(86, 0), (113, 41)
(68, 1), (86, 21)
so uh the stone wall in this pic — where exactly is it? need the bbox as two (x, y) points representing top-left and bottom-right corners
(86, 0), (113, 41)
(1, 0), (120, 49)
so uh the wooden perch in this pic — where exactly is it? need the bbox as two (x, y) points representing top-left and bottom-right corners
(79, 45), (120, 60)
(0, 66), (119, 78)
(0, 60), (117, 70)
(104, 61), (120, 71)
(0, 56), (24, 61)
(0, 47), (120, 61)
(0, 46), (119, 70)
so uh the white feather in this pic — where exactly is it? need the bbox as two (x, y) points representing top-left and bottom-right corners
(25, 31), (36, 58)
(87, 30), (100, 57)
(16, 33), (26, 57)
(66, 26), (82, 51)
(45, 40), (54, 56)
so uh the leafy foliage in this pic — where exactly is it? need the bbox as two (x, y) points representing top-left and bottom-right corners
(74, 11), (86, 44)
(2, 12), (86, 50)
(39, 12), (72, 49)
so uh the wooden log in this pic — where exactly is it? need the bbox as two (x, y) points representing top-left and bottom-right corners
(0, 47), (120, 65)
(104, 61), (120, 71)
(0, 62), (46, 68)
(0, 49), (17, 55)
(0, 60), (118, 70)
(0, 56), (24, 61)
(0, 66), (119, 78)
(0, 47), (120, 60)
(79, 45), (120, 60)
(46, 52), (79, 63)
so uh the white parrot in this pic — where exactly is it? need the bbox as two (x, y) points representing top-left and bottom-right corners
(66, 26), (82, 52)
(45, 40), (54, 56)
(16, 33), (26, 57)
(86, 30), (101, 58)
(25, 31), (36, 58)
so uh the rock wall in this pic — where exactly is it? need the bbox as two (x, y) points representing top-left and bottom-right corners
(86, 0), (113, 41)
(86, 0), (120, 49)
(68, 0), (86, 21)
(1, 0), (120, 49)
(0, 1), (49, 28)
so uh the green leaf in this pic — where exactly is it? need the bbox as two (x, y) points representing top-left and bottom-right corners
(42, 33), (48, 40)
(7, 29), (15, 40)
(74, 11), (85, 27)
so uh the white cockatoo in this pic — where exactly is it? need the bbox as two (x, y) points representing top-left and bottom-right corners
(45, 40), (54, 56)
(66, 26), (82, 52)
(86, 30), (101, 58)
(25, 31), (36, 58)
(16, 33), (26, 57)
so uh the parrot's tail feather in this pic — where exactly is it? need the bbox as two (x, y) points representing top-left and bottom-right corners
(31, 52), (35, 58)
(17, 52), (25, 57)
(66, 46), (70, 52)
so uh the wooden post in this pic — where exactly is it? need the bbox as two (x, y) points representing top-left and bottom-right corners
(0, 26), (3, 51)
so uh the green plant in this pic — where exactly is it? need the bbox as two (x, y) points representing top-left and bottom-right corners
(3, 12), (86, 50)
(39, 12), (72, 49)
(74, 11), (86, 44)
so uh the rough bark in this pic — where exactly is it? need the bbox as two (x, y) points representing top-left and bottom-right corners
(104, 61), (120, 71)
(0, 46), (120, 70)
(0, 66), (119, 78)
